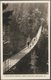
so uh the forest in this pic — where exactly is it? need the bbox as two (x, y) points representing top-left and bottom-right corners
(3, 3), (48, 74)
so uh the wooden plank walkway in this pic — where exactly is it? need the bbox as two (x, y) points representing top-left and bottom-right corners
(3, 26), (42, 73)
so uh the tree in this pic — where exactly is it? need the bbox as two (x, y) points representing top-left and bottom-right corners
(3, 4), (13, 26)
(3, 11), (13, 26)
(3, 4), (13, 61)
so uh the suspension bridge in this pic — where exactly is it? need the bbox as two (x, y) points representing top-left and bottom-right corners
(3, 25), (42, 73)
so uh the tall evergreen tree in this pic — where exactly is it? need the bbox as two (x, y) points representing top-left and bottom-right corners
(3, 4), (13, 61)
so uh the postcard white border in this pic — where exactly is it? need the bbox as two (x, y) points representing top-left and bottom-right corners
(1, 1), (50, 79)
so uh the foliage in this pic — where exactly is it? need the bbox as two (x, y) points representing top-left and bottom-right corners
(3, 3), (48, 74)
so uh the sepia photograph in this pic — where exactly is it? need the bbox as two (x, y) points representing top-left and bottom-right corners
(1, 1), (50, 79)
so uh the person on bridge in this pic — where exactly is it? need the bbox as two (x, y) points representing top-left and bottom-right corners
(26, 35), (31, 47)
